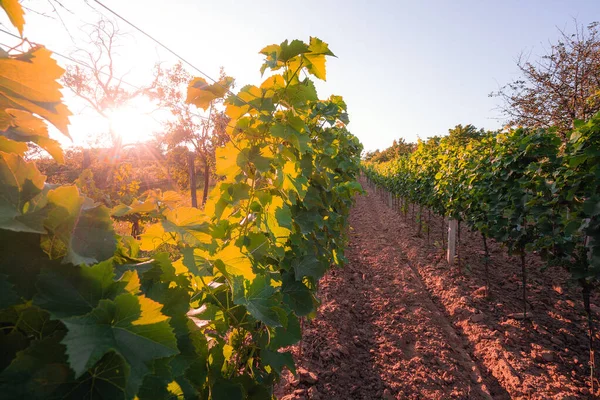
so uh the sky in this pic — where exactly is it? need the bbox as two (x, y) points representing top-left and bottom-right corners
(2, 0), (600, 152)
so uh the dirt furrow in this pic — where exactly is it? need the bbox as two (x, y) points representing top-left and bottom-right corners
(277, 184), (503, 399)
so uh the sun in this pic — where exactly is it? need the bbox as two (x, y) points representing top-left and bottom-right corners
(106, 99), (160, 145)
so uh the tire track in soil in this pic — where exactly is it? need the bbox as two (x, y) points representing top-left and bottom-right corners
(277, 184), (506, 399)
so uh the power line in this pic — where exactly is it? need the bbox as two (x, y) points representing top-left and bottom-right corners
(0, 27), (142, 92)
(88, 0), (251, 108)
(0, 28), (220, 126)
(90, 0), (218, 85)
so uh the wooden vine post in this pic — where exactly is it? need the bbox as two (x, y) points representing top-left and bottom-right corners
(447, 219), (458, 265)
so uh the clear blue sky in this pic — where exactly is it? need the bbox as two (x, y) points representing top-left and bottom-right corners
(3, 0), (600, 151)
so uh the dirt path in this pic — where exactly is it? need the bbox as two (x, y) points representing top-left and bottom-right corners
(277, 179), (595, 399)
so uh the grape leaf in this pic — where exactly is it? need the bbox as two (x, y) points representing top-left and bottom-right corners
(0, 0), (25, 35)
(34, 260), (126, 319)
(0, 332), (72, 399)
(41, 185), (116, 265)
(293, 254), (327, 280)
(62, 293), (178, 397)
(232, 275), (282, 327)
(186, 76), (233, 110)
(0, 47), (71, 136)
(261, 349), (295, 375)
(281, 272), (313, 316)
(0, 152), (47, 233)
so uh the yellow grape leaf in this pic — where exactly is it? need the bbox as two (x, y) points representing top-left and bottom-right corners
(223, 344), (234, 361)
(303, 53), (327, 80)
(121, 270), (141, 294)
(131, 295), (170, 326)
(225, 103), (249, 120)
(0, 47), (71, 136)
(308, 37), (335, 56)
(165, 206), (207, 225)
(214, 244), (255, 281)
(171, 258), (189, 275)
(302, 37), (335, 80)
(237, 85), (262, 103)
(192, 275), (215, 290)
(260, 75), (285, 91)
(0, 136), (27, 155)
(186, 76), (233, 110)
(162, 207), (212, 247)
(34, 137), (63, 163)
(139, 223), (173, 251)
(167, 381), (184, 397)
(260, 44), (280, 56)
(265, 196), (291, 244)
(160, 190), (182, 204)
(281, 160), (308, 198)
(202, 185), (221, 216)
(128, 199), (156, 214)
(0, 0), (25, 35)
(0, 108), (64, 162)
(215, 141), (241, 177)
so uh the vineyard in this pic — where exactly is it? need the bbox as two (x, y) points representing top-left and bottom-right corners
(361, 122), (600, 397)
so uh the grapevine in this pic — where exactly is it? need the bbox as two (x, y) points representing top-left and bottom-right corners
(0, 3), (363, 399)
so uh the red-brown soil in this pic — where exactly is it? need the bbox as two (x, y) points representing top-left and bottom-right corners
(276, 178), (598, 399)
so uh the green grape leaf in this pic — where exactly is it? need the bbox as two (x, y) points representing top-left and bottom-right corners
(55, 352), (129, 400)
(0, 152), (48, 233)
(278, 39), (310, 63)
(61, 293), (178, 397)
(34, 260), (125, 319)
(284, 79), (318, 108)
(269, 312), (301, 350)
(270, 123), (310, 153)
(0, 273), (18, 308)
(0, 332), (72, 399)
(233, 275), (282, 327)
(293, 254), (327, 280)
(261, 349), (295, 375)
(281, 273), (313, 316)
(41, 185), (116, 265)
(212, 378), (244, 400)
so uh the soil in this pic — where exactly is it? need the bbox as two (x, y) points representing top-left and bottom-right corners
(275, 178), (599, 400)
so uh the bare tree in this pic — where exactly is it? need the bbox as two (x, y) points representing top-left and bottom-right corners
(62, 18), (156, 147)
(150, 62), (231, 207)
(492, 21), (600, 140)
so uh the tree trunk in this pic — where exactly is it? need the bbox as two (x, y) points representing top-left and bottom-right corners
(202, 158), (210, 206)
(188, 152), (197, 208)
(82, 148), (91, 169)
